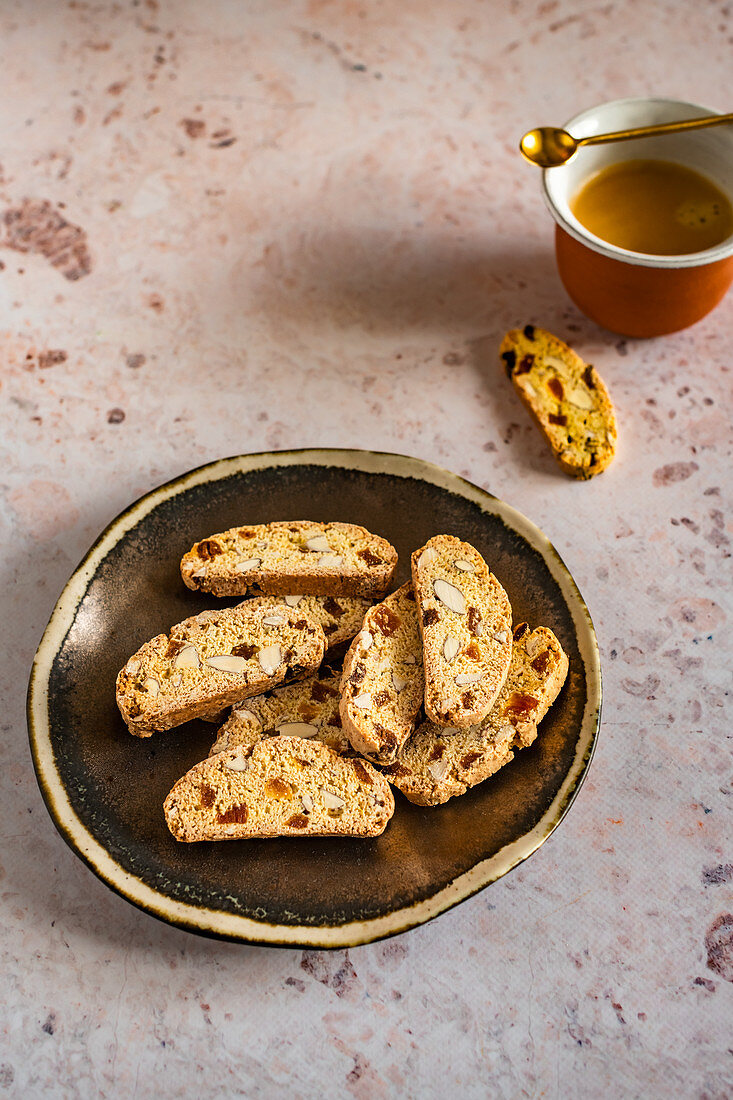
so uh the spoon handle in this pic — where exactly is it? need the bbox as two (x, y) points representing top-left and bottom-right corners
(577, 111), (733, 148)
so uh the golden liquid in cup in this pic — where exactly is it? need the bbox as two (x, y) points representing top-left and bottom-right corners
(570, 159), (733, 255)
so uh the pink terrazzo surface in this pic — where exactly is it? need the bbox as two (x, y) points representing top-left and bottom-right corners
(1, 1), (731, 1097)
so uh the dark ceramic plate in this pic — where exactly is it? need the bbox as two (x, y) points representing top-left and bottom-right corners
(28, 450), (601, 947)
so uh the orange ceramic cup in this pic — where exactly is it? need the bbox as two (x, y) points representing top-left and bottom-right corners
(542, 97), (733, 337)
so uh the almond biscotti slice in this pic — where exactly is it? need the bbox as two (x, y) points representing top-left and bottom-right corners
(209, 668), (352, 757)
(500, 325), (617, 479)
(256, 593), (372, 650)
(181, 521), (397, 599)
(383, 623), (569, 806)
(116, 603), (326, 737)
(411, 536), (512, 729)
(196, 593), (372, 724)
(339, 583), (425, 765)
(164, 737), (395, 840)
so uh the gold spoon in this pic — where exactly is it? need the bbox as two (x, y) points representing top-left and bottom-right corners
(520, 112), (733, 168)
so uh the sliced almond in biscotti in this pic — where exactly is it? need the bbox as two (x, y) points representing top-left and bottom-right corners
(411, 536), (512, 728)
(180, 521), (397, 599)
(116, 603), (326, 737)
(339, 583), (425, 764)
(500, 325), (617, 479)
(210, 668), (353, 757)
(164, 737), (395, 840)
(383, 623), (569, 806)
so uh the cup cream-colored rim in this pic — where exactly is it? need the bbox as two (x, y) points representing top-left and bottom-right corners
(542, 96), (733, 269)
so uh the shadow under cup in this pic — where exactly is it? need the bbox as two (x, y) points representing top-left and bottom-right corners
(542, 98), (733, 338)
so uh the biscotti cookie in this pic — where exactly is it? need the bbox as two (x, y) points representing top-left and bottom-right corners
(116, 603), (326, 737)
(164, 737), (395, 840)
(196, 593), (371, 724)
(500, 325), (617, 479)
(210, 668), (352, 757)
(411, 536), (512, 728)
(339, 583), (425, 764)
(256, 593), (373, 651)
(383, 623), (569, 806)
(181, 521), (397, 599)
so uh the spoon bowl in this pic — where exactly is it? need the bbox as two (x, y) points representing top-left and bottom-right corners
(520, 127), (579, 167)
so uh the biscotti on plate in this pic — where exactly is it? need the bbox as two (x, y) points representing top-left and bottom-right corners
(110, 503), (576, 843)
(411, 536), (512, 728)
(195, 593), (370, 724)
(339, 583), (425, 764)
(164, 737), (395, 840)
(383, 623), (569, 806)
(253, 593), (373, 651)
(210, 668), (351, 757)
(180, 521), (397, 599)
(500, 325), (617, 479)
(116, 603), (326, 736)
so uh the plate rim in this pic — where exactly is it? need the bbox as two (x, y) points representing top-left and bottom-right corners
(27, 447), (602, 948)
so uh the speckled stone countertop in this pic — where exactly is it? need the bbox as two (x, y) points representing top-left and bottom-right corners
(1, 2), (731, 1096)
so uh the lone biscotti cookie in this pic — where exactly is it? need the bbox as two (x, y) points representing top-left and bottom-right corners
(411, 536), (512, 728)
(164, 737), (395, 840)
(339, 583), (424, 764)
(181, 521), (397, 599)
(210, 668), (352, 757)
(116, 603), (326, 737)
(500, 325), (617, 479)
(383, 623), (568, 806)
